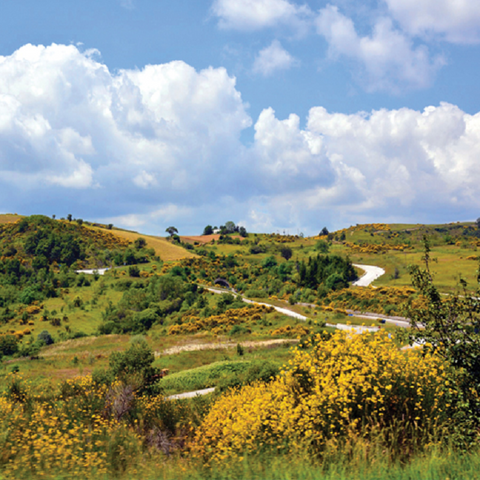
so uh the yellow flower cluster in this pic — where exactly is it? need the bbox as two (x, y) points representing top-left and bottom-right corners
(192, 330), (453, 462)
(323, 285), (419, 315)
(345, 241), (410, 253)
(168, 305), (274, 335)
(269, 324), (310, 337)
(0, 375), (141, 479)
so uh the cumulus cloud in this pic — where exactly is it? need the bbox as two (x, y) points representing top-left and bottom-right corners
(211, 0), (311, 31)
(316, 5), (443, 92)
(384, 0), (480, 44)
(252, 40), (297, 76)
(1, 43), (480, 235)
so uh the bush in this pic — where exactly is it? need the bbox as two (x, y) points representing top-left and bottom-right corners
(128, 265), (140, 277)
(0, 334), (18, 356)
(193, 330), (455, 462)
(315, 240), (330, 253)
(37, 330), (54, 346)
(108, 339), (159, 393)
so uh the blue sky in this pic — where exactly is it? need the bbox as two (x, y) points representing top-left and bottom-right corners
(1, 0), (480, 235)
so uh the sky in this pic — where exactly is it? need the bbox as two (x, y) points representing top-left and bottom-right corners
(1, 0), (480, 236)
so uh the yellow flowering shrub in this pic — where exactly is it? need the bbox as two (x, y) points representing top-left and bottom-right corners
(167, 305), (274, 335)
(192, 330), (453, 462)
(0, 375), (142, 479)
(270, 324), (310, 337)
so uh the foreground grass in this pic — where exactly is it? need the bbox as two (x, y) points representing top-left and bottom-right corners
(10, 447), (480, 480)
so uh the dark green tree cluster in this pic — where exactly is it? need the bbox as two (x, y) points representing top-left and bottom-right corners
(296, 254), (357, 291)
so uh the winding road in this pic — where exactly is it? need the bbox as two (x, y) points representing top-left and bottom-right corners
(352, 264), (386, 287)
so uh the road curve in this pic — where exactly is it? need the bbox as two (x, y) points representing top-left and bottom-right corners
(352, 264), (385, 287)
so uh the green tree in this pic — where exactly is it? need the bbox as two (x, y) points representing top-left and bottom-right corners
(315, 240), (330, 253)
(203, 225), (213, 235)
(0, 334), (19, 356)
(37, 330), (54, 346)
(165, 226), (178, 237)
(134, 237), (147, 249)
(225, 221), (236, 234)
(280, 246), (293, 261)
(108, 339), (159, 392)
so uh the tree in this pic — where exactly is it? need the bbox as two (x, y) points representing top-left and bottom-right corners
(165, 226), (178, 238)
(37, 330), (54, 346)
(407, 236), (480, 418)
(320, 227), (329, 236)
(262, 255), (278, 269)
(225, 221), (236, 234)
(203, 225), (213, 236)
(134, 237), (147, 250)
(67, 214), (72, 222)
(315, 240), (330, 254)
(280, 246), (293, 261)
(108, 338), (159, 392)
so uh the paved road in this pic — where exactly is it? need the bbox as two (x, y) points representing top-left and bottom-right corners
(352, 264), (386, 287)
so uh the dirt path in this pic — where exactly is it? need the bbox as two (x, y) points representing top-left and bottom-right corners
(157, 338), (298, 356)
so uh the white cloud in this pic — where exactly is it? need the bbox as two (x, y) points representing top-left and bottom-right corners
(252, 40), (297, 76)
(316, 5), (443, 92)
(133, 171), (157, 189)
(1, 43), (480, 234)
(384, 0), (480, 44)
(211, 0), (311, 31)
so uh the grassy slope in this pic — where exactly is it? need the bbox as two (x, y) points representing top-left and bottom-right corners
(0, 214), (23, 224)
(95, 226), (198, 261)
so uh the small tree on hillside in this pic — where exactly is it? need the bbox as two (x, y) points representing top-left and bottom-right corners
(280, 246), (293, 261)
(134, 237), (147, 250)
(225, 221), (236, 234)
(203, 225), (213, 235)
(165, 226), (178, 238)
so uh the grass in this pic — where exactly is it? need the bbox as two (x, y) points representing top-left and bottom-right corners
(0, 213), (23, 224)
(91, 225), (198, 261)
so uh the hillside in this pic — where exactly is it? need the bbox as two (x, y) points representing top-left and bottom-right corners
(1, 216), (480, 479)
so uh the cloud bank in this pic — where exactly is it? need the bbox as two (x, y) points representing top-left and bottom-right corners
(1, 44), (479, 234)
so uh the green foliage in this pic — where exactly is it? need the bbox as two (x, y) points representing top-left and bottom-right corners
(262, 255), (278, 269)
(128, 265), (140, 277)
(166, 226), (178, 237)
(407, 236), (480, 423)
(37, 330), (54, 346)
(279, 245), (293, 261)
(315, 239), (330, 253)
(0, 334), (18, 356)
(296, 254), (356, 291)
(203, 225), (213, 235)
(134, 237), (147, 250)
(108, 338), (160, 393)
